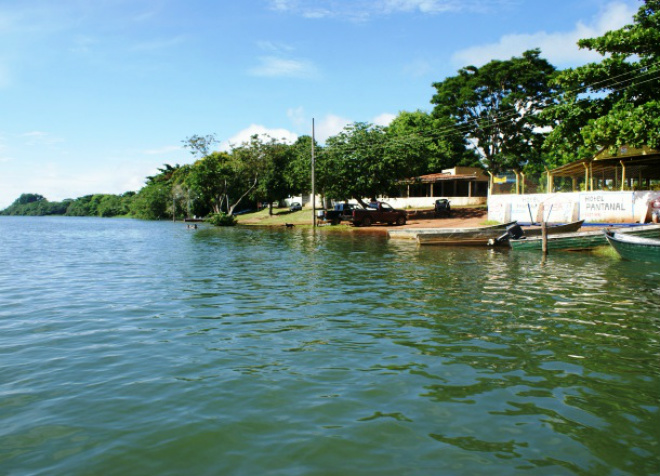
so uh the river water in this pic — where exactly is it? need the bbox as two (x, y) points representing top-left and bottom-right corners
(1, 216), (659, 476)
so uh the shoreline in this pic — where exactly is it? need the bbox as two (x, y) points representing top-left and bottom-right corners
(235, 207), (490, 231)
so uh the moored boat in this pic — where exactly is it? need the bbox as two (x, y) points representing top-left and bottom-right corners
(509, 223), (660, 252)
(415, 222), (517, 246)
(604, 229), (660, 263)
(509, 229), (606, 251)
(521, 220), (584, 237)
(489, 220), (585, 246)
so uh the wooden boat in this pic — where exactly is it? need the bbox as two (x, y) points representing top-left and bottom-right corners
(604, 229), (660, 263)
(520, 220), (584, 237)
(509, 223), (660, 251)
(488, 220), (585, 246)
(509, 229), (606, 251)
(416, 222), (517, 246)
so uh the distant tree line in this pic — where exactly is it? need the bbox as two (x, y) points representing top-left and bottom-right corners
(3, 0), (658, 219)
(0, 192), (136, 217)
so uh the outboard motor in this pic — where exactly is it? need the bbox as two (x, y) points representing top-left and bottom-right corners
(505, 223), (524, 240)
(489, 223), (525, 246)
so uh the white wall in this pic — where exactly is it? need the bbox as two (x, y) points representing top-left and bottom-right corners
(383, 196), (487, 208)
(488, 191), (660, 224)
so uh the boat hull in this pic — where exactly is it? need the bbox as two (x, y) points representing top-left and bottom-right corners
(510, 224), (660, 251)
(521, 220), (584, 237)
(605, 230), (660, 263)
(416, 222), (517, 246)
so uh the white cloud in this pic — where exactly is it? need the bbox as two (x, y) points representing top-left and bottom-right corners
(314, 114), (352, 143)
(289, 111), (395, 143)
(268, 0), (510, 19)
(452, 1), (636, 67)
(383, 0), (470, 14)
(373, 113), (396, 126)
(249, 56), (319, 78)
(21, 131), (65, 146)
(221, 124), (299, 150)
(287, 106), (307, 129)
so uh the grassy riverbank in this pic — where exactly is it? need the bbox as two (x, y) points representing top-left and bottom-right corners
(234, 208), (340, 228)
(233, 205), (489, 229)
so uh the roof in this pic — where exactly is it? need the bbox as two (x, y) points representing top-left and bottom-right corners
(549, 146), (660, 179)
(403, 172), (486, 184)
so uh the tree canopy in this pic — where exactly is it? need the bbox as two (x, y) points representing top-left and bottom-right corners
(544, 0), (660, 163)
(431, 49), (557, 176)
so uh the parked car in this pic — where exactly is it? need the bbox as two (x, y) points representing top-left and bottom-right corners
(351, 201), (407, 226)
(320, 203), (358, 225)
(289, 202), (302, 212)
(434, 199), (451, 217)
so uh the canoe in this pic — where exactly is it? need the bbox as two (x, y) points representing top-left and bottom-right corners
(604, 229), (660, 263)
(509, 223), (660, 251)
(521, 220), (584, 237)
(416, 222), (518, 246)
(509, 229), (606, 251)
(488, 220), (586, 246)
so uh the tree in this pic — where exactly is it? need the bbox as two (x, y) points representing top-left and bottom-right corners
(319, 122), (421, 205)
(185, 151), (235, 215)
(251, 136), (295, 215)
(386, 110), (478, 174)
(545, 0), (660, 156)
(182, 134), (219, 159)
(286, 135), (316, 196)
(130, 183), (170, 219)
(431, 49), (557, 178)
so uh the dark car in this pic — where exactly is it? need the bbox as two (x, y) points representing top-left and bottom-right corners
(322, 203), (357, 225)
(434, 199), (451, 217)
(289, 202), (302, 212)
(351, 201), (407, 226)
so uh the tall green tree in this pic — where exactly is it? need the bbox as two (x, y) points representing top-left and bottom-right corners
(251, 136), (295, 215)
(431, 49), (557, 177)
(130, 184), (170, 219)
(319, 122), (421, 204)
(386, 110), (478, 174)
(186, 151), (235, 215)
(286, 135), (317, 197)
(545, 0), (660, 159)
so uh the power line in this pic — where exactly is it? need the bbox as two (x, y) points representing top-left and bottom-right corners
(419, 66), (660, 142)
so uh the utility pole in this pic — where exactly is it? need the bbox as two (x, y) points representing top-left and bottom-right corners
(312, 118), (316, 227)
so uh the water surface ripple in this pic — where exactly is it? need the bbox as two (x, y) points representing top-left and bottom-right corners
(1, 217), (659, 476)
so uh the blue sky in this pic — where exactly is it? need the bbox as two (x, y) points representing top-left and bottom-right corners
(0, 0), (639, 208)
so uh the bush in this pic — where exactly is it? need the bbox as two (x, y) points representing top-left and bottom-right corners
(207, 212), (237, 226)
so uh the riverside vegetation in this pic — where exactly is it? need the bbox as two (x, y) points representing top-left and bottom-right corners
(2, 1), (658, 222)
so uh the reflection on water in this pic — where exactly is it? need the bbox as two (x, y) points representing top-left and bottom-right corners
(0, 217), (659, 476)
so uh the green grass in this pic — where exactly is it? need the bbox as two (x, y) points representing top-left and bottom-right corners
(235, 208), (318, 227)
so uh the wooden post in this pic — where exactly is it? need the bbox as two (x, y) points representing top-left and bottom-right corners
(311, 118), (316, 227)
(540, 203), (548, 255)
(585, 163), (590, 191)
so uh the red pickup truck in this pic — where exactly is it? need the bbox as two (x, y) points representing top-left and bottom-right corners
(351, 201), (407, 226)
